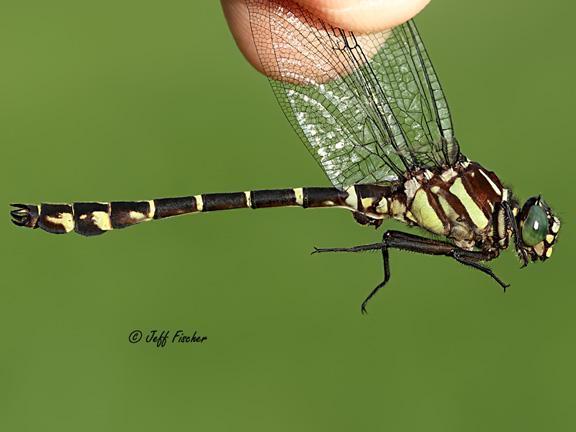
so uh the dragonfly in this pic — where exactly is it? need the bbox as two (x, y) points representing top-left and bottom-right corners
(10, 0), (560, 312)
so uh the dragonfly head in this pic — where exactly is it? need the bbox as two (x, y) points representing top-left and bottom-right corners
(517, 196), (560, 262)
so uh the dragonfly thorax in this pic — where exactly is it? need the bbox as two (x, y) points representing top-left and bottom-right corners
(347, 161), (508, 251)
(402, 161), (506, 250)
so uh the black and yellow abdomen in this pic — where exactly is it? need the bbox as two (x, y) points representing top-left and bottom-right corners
(10, 161), (508, 254)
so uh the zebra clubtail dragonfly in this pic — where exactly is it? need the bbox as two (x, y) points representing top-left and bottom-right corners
(10, 0), (560, 312)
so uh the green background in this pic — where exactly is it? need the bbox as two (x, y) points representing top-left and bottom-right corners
(1, 1), (574, 430)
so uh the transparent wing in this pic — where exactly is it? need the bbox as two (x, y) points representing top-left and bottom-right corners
(246, 0), (459, 187)
(371, 20), (459, 169)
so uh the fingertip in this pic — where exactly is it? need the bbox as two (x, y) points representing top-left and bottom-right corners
(221, 0), (265, 75)
(296, 0), (431, 32)
(221, 0), (431, 79)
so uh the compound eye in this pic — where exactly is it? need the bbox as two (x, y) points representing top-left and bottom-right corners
(522, 205), (548, 246)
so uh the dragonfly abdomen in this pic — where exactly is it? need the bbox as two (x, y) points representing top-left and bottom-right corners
(12, 186), (393, 236)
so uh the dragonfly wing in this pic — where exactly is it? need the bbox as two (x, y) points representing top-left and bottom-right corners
(368, 20), (459, 169)
(245, 0), (459, 187)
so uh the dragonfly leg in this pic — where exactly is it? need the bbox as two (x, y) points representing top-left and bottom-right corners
(451, 250), (510, 290)
(312, 243), (384, 254)
(360, 247), (390, 315)
(502, 200), (529, 267)
(313, 238), (392, 314)
(313, 230), (508, 313)
(379, 230), (508, 296)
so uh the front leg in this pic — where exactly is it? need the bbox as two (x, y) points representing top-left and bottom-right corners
(502, 200), (529, 266)
(313, 230), (508, 313)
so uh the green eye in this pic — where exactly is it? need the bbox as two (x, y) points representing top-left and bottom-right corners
(522, 205), (548, 246)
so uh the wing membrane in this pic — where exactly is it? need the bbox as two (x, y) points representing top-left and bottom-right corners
(370, 21), (459, 168)
(246, 0), (459, 187)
